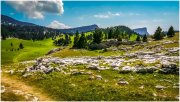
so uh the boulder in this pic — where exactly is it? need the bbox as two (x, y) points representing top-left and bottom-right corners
(119, 66), (134, 74)
(155, 85), (166, 90)
(44, 68), (53, 74)
(117, 78), (129, 85)
(1, 85), (6, 93)
(159, 64), (178, 74)
(88, 76), (95, 80)
(95, 75), (102, 80)
(87, 64), (99, 70)
(135, 66), (157, 74)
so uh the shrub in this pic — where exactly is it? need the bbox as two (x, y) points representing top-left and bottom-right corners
(88, 43), (108, 50)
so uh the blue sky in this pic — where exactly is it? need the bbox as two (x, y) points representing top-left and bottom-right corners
(1, 1), (179, 34)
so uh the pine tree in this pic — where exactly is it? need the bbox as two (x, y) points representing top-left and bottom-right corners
(19, 43), (24, 49)
(73, 31), (79, 48)
(108, 29), (113, 39)
(153, 26), (163, 40)
(114, 28), (120, 38)
(10, 42), (13, 47)
(77, 33), (87, 48)
(93, 29), (103, 44)
(64, 34), (69, 45)
(167, 26), (175, 37)
(136, 35), (141, 41)
(142, 34), (147, 42)
(117, 35), (122, 41)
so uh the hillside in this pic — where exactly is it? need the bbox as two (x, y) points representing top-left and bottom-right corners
(1, 32), (179, 101)
(1, 15), (37, 26)
(1, 15), (98, 35)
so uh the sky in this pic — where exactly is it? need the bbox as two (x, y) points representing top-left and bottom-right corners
(1, 1), (179, 34)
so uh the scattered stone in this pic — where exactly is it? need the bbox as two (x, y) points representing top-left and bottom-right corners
(9, 70), (14, 75)
(113, 67), (119, 71)
(119, 66), (134, 74)
(175, 95), (180, 100)
(95, 75), (102, 80)
(88, 76), (95, 80)
(1, 85), (6, 93)
(155, 85), (166, 90)
(139, 85), (144, 89)
(153, 93), (157, 97)
(117, 78), (129, 85)
(87, 64), (99, 70)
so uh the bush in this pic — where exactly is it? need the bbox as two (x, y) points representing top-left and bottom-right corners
(88, 43), (108, 50)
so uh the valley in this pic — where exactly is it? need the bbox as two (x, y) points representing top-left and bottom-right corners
(1, 1), (179, 101)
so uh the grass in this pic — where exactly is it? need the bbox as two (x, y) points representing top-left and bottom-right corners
(1, 32), (179, 101)
(52, 48), (124, 58)
(4, 64), (178, 101)
(1, 91), (26, 101)
(1, 38), (57, 65)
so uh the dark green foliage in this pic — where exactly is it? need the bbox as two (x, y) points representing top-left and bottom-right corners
(108, 29), (113, 39)
(167, 26), (175, 37)
(93, 29), (103, 44)
(54, 34), (71, 46)
(1, 24), (57, 40)
(142, 34), (147, 42)
(136, 35), (141, 41)
(153, 26), (163, 40)
(77, 33), (87, 48)
(19, 43), (24, 49)
(88, 43), (107, 50)
(117, 36), (122, 41)
(86, 34), (93, 40)
(73, 31), (80, 48)
(114, 27), (120, 38)
(10, 42), (13, 47)
(1, 26), (8, 40)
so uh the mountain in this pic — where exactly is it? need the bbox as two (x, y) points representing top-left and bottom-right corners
(101, 25), (137, 35)
(1, 15), (98, 33)
(133, 27), (149, 36)
(1, 15), (37, 26)
(59, 24), (99, 33)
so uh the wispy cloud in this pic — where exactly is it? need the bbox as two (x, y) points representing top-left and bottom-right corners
(94, 11), (123, 19)
(94, 11), (141, 19)
(129, 13), (140, 16)
(94, 14), (109, 19)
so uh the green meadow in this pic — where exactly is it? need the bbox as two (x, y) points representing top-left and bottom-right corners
(1, 38), (57, 65)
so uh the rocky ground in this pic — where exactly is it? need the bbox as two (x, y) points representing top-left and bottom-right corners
(1, 38), (179, 101)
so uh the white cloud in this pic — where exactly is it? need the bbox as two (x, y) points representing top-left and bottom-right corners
(94, 11), (123, 19)
(6, 0), (64, 19)
(47, 20), (71, 29)
(94, 14), (109, 19)
(108, 11), (123, 16)
(129, 13), (140, 16)
(94, 11), (140, 19)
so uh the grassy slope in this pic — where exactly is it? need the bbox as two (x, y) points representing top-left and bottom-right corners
(4, 64), (178, 101)
(1, 32), (179, 101)
(1, 38), (57, 65)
